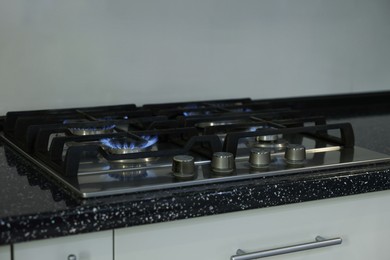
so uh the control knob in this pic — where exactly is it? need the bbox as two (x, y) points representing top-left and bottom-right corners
(172, 155), (195, 179)
(249, 148), (271, 168)
(284, 144), (306, 164)
(211, 152), (235, 174)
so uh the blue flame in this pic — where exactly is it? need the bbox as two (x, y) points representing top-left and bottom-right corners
(100, 135), (158, 150)
(248, 127), (259, 132)
(183, 110), (212, 117)
(230, 108), (253, 113)
(182, 104), (210, 117)
(69, 125), (116, 132)
(139, 135), (159, 148)
(63, 119), (116, 132)
(182, 104), (201, 109)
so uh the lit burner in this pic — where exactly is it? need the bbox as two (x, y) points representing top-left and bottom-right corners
(183, 111), (212, 117)
(256, 133), (281, 142)
(100, 136), (158, 155)
(229, 108), (252, 113)
(180, 104), (204, 110)
(68, 125), (116, 136)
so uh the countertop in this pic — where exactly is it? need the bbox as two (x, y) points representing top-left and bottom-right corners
(1, 95), (390, 245)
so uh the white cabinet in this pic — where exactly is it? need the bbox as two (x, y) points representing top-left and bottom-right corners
(115, 190), (390, 260)
(14, 230), (113, 260)
(0, 245), (11, 260)
(10, 190), (390, 260)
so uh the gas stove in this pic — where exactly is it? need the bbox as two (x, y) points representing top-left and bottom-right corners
(1, 97), (389, 198)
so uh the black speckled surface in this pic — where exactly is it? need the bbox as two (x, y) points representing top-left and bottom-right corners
(1, 108), (390, 245)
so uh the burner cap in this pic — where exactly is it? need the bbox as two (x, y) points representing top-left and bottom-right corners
(254, 139), (288, 151)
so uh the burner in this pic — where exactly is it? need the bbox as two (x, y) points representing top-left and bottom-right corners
(68, 125), (116, 136)
(183, 110), (212, 117)
(253, 126), (288, 151)
(255, 133), (281, 142)
(254, 139), (288, 150)
(100, 136), (158, 163)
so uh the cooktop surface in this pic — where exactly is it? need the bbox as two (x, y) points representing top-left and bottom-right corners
(1, 95), (390, 198)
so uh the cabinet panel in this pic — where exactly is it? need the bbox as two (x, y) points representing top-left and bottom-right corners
(14, 230), (113, 260)
(115, 190), (390, 260)
(0, 245), (11, 260)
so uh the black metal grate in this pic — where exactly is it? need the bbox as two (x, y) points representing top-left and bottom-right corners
(2, 98), (355, 178)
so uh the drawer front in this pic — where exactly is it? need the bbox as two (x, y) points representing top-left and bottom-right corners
(0, 245), (11, 260)
(14, 230), (113, 260)
(115, 190), (390, 260)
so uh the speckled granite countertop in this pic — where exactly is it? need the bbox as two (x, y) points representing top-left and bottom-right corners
(1, 110), (390, 245)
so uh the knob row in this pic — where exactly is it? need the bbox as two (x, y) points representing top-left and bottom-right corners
(172, 144), (306, 178)
(172, 152), (236, 179)
(250, 144), (306, 167)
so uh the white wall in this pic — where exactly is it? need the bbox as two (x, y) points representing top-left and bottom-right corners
(0, 0), (390, 114)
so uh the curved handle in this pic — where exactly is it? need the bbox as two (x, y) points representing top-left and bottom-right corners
(67, 255), (77, 260)
(231, 236), (342, 260)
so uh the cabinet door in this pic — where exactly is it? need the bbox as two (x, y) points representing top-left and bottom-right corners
(14, 230), (113, 260)
(115, 190), (390, 260)
(0, 245), (11, 260)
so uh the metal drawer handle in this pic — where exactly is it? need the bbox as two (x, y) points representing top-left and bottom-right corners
(231, 236), (342, 260)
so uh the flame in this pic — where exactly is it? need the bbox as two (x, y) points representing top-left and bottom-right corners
(139, 135), (159, 149)
(70, 125), (116, 131)
(63, 119), (116, 132)
(183, 110), (212, 117)
(100, 136), (158, 150)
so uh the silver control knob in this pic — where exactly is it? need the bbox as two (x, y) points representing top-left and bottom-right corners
(249, 148), (271, 167)
(211, 152), (235, 173)
(172, 155), (195, 179)
(284, 144), (306, 164)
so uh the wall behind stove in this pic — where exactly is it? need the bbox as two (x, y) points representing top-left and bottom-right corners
(0, 0), (390, 114)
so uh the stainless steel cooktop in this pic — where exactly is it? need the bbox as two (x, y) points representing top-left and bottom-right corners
(2, 98), (389, 198)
